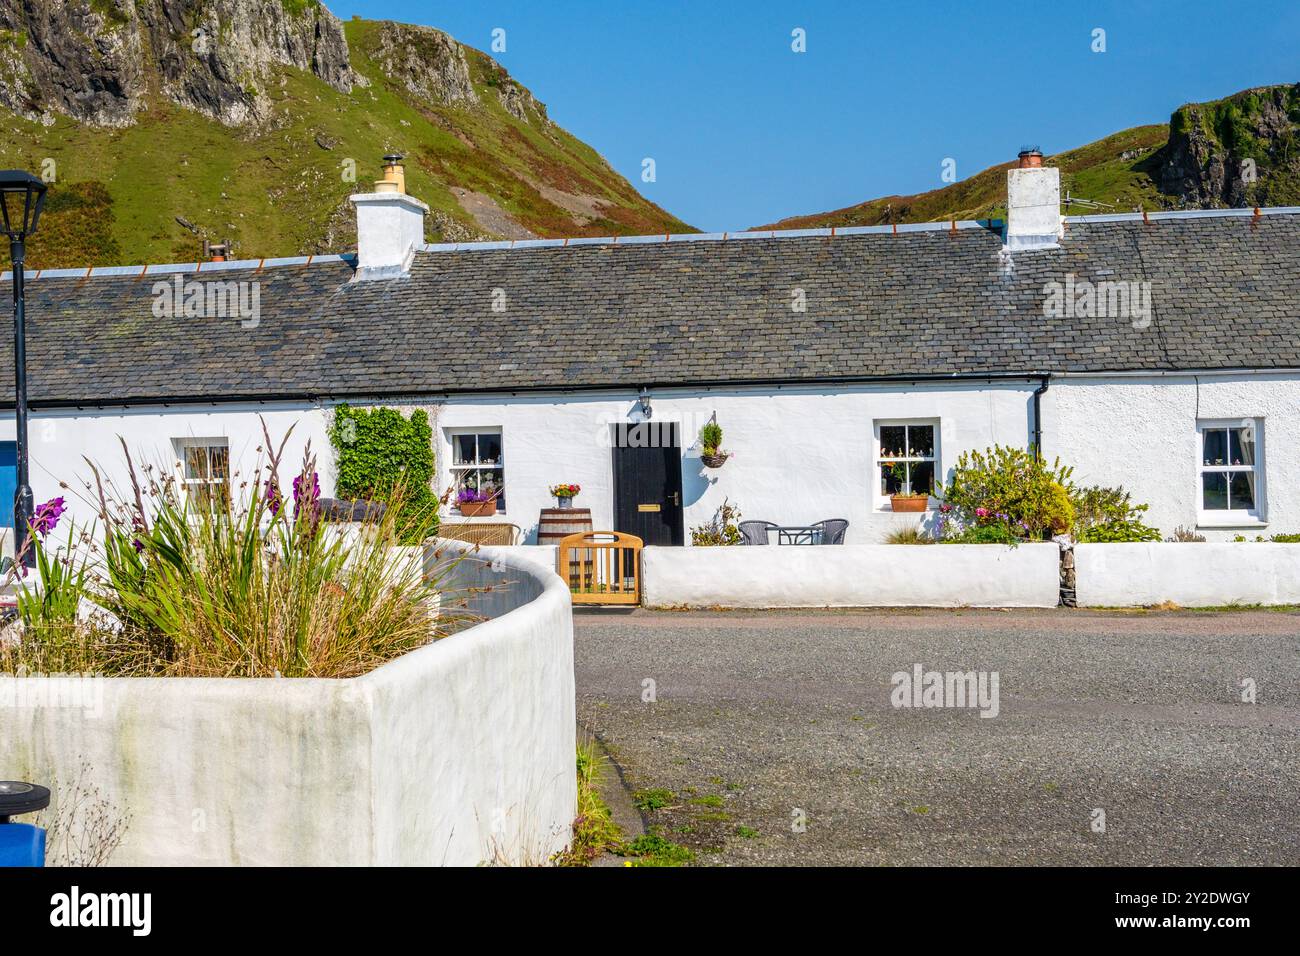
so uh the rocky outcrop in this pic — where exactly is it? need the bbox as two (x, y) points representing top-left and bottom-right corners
(486, 56), (548, 124)
(369, 20), (476, 108)
(0, 0), (145, 127)
(0, 0), (355, 127)
(1160, 84), (1300, 207)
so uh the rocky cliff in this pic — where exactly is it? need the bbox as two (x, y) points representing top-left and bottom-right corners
(1160, 83), (1300, 208)
(0, 3), (689, 267)
(0, 0), (354, 127)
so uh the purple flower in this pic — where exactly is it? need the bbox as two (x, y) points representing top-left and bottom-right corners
(456, 487), (489, 504)
(292, 471), (320, 519)
(265, 478), (282, 516)
(31, 497), (66, 538)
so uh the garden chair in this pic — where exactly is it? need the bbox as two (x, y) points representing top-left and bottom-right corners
(812, 518), (849, 545)
(738, 520), (779, 546)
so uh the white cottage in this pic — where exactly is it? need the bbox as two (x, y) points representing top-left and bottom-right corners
(3, 153), (1299, 548)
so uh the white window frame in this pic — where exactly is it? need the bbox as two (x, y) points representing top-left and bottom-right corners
(173, 437), (230, 494)
(1196, 418), (1265, 527)
(874, 418), (939, 512)
(446, 428), (505, 515)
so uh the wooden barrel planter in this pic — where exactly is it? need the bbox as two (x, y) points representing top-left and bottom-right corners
(538, 507), (593, 547)
(539, 508), (594, 582)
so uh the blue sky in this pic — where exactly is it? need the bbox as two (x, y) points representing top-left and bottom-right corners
(330, 1), (1299, 232)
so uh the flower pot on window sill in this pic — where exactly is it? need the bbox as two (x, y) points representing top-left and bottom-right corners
(701, 451), (730, 468)
(459, 500), (497, 518)
(889, 494), (929, 513)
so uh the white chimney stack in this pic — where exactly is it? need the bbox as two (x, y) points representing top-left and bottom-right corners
(351, 154), (427, 279)
(1005, 148), (1062, 251)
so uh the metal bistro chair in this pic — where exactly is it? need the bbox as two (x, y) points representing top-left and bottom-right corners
(738, 520), (780, 546)
(811, 518), (849, 545)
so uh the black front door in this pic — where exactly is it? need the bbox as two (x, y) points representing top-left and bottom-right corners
(612, 423), (684, 546)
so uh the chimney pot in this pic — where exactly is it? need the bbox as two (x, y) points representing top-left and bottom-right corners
(1017, 147), (1043, 169)
(203, 239), (231, 262)
(377, 153), (406, 195)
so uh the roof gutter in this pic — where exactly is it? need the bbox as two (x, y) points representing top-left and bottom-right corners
(7, 365), (1300, 412)
(0, 371), (1056, 412)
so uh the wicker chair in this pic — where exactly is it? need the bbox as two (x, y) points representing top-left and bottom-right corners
(738, 520), (779, 546)
(436, 522), (522, 546)
(812, 518), (849, 545)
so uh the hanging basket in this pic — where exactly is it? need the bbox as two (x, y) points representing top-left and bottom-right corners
(701, 451), (730, 468)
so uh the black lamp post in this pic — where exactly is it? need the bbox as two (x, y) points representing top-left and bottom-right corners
(0, 171), (47, 567)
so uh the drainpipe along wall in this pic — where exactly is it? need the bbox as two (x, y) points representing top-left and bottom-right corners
(1032, 375), (1051, 457)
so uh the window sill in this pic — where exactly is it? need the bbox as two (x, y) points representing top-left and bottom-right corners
(1196, 514), (1266, 529)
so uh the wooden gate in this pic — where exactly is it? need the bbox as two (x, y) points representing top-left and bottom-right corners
(557, 531), (643, 605)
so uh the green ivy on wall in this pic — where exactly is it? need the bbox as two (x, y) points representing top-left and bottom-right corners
(328, 404), (438, 539)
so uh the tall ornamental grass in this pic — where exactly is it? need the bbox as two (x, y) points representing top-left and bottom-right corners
(2, 422), (473, 678)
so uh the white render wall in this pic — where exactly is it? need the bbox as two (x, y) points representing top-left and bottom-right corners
(3, 401), (334, 546)
(435, 382), (1037, 544)
(1075, 542), (1300, 607)
(7, 370), (1300, 548)
(0, 542), (576, 866)
(1045, 373), (1300, 540)
(641, 543), (1061, 608)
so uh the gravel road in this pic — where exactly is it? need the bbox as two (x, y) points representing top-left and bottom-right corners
(575, 607), (1300, 866)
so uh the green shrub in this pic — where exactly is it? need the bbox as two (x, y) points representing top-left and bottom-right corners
(699, 420), (724, 454)
(1269, 533), (1300, 543)
(329, 404), (437, 542)
(941, 445), (1075, 540)
(1072, 484), (1161, 542)
(941, 523), (1022, 545)
(690, 498), (742, 546)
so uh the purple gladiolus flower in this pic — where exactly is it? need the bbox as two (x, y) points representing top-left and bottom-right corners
(31, 496), (66, 538)
(293, 471), (320, 519)
(265, 478), (283, 516)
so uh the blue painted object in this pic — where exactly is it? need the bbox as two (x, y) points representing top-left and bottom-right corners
(0, 441), (15, 531)
(0, 822), (45, 867)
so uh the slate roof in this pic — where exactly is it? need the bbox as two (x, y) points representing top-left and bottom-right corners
(3, 209), (1299, 406)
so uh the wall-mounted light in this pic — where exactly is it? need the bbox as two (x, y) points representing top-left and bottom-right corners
(638, 387), (653, 419)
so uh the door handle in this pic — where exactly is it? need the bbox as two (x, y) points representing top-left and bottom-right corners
(670, 492), (680, 506)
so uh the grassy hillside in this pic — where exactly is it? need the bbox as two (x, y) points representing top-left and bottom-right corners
(760, 83), (1298, 230)
(0, 17), (692, 270)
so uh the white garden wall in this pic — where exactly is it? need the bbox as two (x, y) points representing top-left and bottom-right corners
(640, 543), (1060, 608)
(0, 543), (576, 866)
(1075, 542), (1300, 607)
